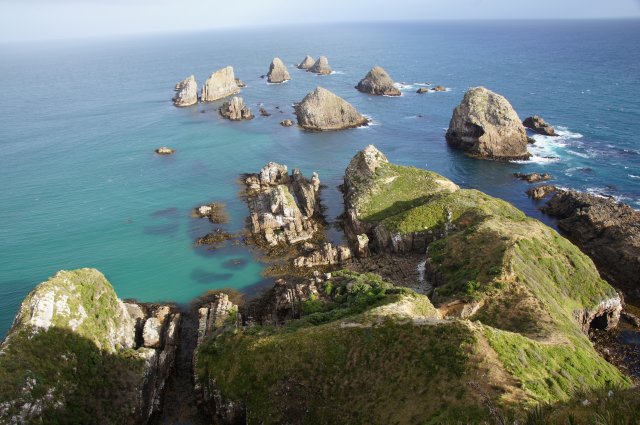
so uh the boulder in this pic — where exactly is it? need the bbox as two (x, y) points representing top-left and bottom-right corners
(172, 75), (198, 107)
(513, 172), (552, 183)
(235, 78), (246, 88)
(297, 55), (315, 70)
(416, 87), (429, 94)
(542, 190), (640, 299)
(526, 185), (557, 200)
(267, 57), (291, 84)
(355, 66), (401, 96)
(201, 66), (241, 102)
(308, 56), (332, 75)
(259, 107), (270, 117)
(155, 147), (175, 155)
(432, 85), (447, 92)
(280, 119), (293, 127)
(219, 97), (254, 121)
(523, 115), (557, 136)
(295, 87), (368, 131)
(445, 87), (530, 160)
(192, 203), (228, 224)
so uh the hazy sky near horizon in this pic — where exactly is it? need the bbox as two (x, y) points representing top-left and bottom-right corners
(2, 0), (640, 43)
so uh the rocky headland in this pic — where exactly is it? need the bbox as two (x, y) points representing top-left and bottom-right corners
(294, 87), (368, 131)
(445, 87), (530, 160)
(541, 190), (640, 300)
(201, 66), (241, 102)
(355, 66), (401, 96)
(219, 97), (253, 121)
(307, 56), (332, 75)
(172, 75), (198, 107)
(266, 57), (291, 84)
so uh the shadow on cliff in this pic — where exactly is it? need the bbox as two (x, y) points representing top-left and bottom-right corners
(0, 326), (145, 424)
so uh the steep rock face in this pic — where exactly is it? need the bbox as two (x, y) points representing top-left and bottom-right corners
(0, 269), (179, 424)
(308, 56), (332, 75)
(201, 66), (241, 102)
(523, 115), (556, 136)
(219, 96), (254, 121)
(173, 75), (198, 107)
(294, 87), (368, 131)
(243, 162), (321, 246)
(542, 190), (640, 299)
(297, 55), (315, 69)
(355, 66), (401, 96)
(194, 294), (245, 424)
(445, 87), (530, 160)
(266, 57), (291, 84)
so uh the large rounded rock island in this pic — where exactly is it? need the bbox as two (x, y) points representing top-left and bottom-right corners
(294, 87), (368, 131)
(445, 87), (530, 160)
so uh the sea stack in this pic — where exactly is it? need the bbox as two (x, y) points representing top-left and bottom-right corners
(355, 66), (401, 96)
(267, 57), (291, 84)
(172, 75), (198, 107)
(308, 56), (332, 75)
(297, 55), (315, 70)
(201, 66), (241, 102)
(523, 115), (557, 136)
(219, 96), (254, 121)
(295, 87), (368, 131)
(445, 87), (530, 160)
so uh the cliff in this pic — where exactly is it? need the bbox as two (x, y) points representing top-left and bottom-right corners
(193, 146), (630, 424)
(0, 269), (180, 424)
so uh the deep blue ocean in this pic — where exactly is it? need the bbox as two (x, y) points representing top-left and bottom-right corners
(1, 20), (639, 338)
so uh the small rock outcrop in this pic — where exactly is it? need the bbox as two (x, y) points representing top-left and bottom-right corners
(235, 78), (246, 88)
(433, 85), (447, 92)
(526, 185), (557, 200)
(513, 172), (552, 183)
(445, 87), (530, 160)
(308, 56), (332, 75)
(155, 147), (175, 155)
(542, 190), (640, 299)
(416, 87), (429, 94)
(172, 75), (198, 107)
(523, 115), (557, 136)
(218, 97), (254, 121)
(293, 242), (353, 267)
(355, 66), (401, 96)
(201, 66), (241, 102)
(243, 162), (321, 246)
(297, 55), (315, 70)
(294, 87), (368, 131)
(280, 119), (293, 127)
(266, 57), (291, 84)
(192, 203), (228, 224)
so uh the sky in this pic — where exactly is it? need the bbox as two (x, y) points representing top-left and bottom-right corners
(1, 0), (640, 43)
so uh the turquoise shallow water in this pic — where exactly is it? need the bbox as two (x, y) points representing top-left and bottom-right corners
(1, 20), (639, 337)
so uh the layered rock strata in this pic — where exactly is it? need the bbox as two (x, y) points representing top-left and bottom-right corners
(243, 162), (321, 246)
